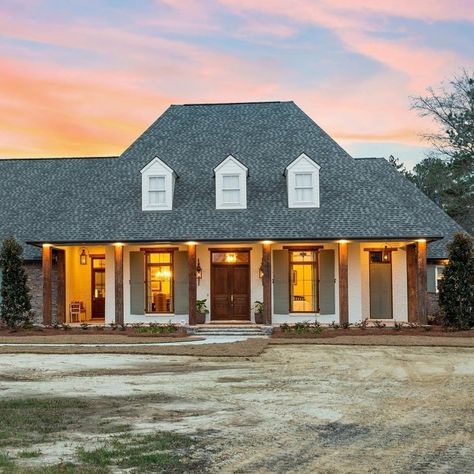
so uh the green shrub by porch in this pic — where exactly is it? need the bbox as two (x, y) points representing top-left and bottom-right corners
(0, 237), (32, 329)
(438, 233), (474, 330)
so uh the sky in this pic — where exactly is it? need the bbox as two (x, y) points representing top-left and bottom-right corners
(0, 0), (473, 168)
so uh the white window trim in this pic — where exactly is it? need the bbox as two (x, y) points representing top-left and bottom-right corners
(147, 175), (168, 209)
(140, 157), (176, 211)
(214, 155), (248, 210)
(294, 172), (314, 204)
(221, 173), (242, 205)
(286, 153), (321, 208)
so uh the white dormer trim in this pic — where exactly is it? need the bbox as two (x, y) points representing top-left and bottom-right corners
(214, 155), (248, 209)
(285, 153), (321, 208)
(140, 156), (177, 211)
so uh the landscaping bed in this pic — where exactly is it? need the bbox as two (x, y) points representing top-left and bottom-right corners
(0, 323), (188, 339)
(272, 322), (474, 338)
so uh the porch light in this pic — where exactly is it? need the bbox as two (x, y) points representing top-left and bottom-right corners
(196, 259), (203, 285)
(382, 245), (390, 262)
(79, 248), (88, 265)
(225, 252), (237, 263)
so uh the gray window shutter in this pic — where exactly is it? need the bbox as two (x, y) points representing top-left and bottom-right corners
(369, 263), (393, 319)
(130, 252), (145, 315)
(319, 249), (335, 315)
(174, 251), (189, 315)
(273, 249), (289, 314)
(427, 265), (436, 293)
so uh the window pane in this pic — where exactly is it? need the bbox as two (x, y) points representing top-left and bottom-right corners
(223, 189), (240, 204)
(295, 188), (312, 202)
(290, 263), (316, 312)
(148, 252), (172, 264)
(223, 175), (239, 189)
(290, 251), (317, 262)
(295, 173), (312, 187)
(149, 176), (165, 191)
(146, 252), (173, 313)
(92, 258), (105, 269)
(149, 190), (166, 205)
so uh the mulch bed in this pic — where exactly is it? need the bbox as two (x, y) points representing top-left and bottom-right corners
(0, 327), (188, 338)
(272, 326), (474, 338)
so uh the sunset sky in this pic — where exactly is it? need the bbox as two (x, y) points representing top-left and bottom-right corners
(1, 1), (473, 167)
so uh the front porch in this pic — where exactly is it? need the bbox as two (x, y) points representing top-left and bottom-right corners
(40, 239), (429, 326)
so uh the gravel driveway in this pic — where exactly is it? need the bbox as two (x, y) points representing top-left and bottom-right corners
(0, 345), (473, 473)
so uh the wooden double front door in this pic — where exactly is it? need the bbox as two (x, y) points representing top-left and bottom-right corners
(211, 256), (250, 321)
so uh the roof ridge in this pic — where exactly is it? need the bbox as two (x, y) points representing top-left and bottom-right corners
(0, 155), (119, 162)
(179, 101), (291, 107)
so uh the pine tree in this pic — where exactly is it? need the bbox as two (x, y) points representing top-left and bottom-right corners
(0, 237), (32, 329)
(438, 233), (474, 329)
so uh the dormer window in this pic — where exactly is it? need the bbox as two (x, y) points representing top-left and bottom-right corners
(222, 175), (241, 205)
(214, 155), (248, 209)
(141, 157), (177, 211)
(286, 153), (320, 208)
(148, 176), (166, 206)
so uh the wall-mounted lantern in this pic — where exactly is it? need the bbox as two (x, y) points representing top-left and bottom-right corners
(196, 258), (203, 285)
(382, 245), (390, 262)
(79, 248), (88, 265)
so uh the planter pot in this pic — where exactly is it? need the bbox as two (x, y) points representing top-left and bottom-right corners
(196, 312), (207, 324)
(254, 312), (264, 325)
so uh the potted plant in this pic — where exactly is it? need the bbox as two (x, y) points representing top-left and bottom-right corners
(196, 299), (209, 324)
(253, 300), (264, 324)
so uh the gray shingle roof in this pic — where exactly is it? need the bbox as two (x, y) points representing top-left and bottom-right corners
(0, 101), (465, 259)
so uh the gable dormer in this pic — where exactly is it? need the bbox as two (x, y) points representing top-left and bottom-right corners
(285, 153), (321, 208)
(140, 156), (177, 211)
(214, 155), (248, 209)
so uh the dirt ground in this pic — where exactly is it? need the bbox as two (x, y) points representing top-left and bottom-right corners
(0, 344), (473, 473)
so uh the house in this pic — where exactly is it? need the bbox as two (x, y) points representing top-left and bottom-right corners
(0, 101), (464, 326)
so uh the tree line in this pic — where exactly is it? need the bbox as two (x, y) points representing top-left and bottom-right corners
(389, 70), (474, 234)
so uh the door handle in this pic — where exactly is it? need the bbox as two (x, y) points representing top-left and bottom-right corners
(230, 294), (234, 303)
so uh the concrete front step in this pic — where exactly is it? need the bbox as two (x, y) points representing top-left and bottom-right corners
(189, 326), (272, 336)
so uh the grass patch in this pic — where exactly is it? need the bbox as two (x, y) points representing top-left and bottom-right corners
(17, 450), (42, 458)
(0, 398), (92, 447)
(77, 431), (199, 473)
(0, 452), (16, 470)
(0, 396), (151, 449)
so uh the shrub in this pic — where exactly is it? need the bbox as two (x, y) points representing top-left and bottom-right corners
(329, 321), (340, 330)
(278, 321), (322, 335)
(373, 320), (386, 329)
(340, 321), (352, 330)
(355, 318), (368, 330)
(438, 233), (474, 330)
(0, 237), (32, 329)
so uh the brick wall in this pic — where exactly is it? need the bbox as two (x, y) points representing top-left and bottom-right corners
(25, 260), (58, 324)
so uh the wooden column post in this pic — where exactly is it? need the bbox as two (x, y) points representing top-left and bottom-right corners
(262, 243), (272, 325)
(114, 244), (124, 325)
(338, 242), (349, 325)
(56, 249), (66, 324)
(42, 244), (52, 325)
(406, 244), (417, 323)
(416, 240), (427, 324)
(188, 243), (197, 326)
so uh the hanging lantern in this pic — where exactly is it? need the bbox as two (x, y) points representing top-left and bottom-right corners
(196, 259), (203, 285)
(79, 248), (88, 265)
